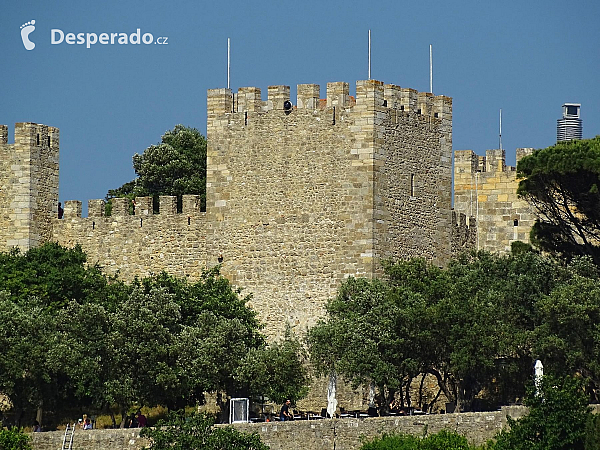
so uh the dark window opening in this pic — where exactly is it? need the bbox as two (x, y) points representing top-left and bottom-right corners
(47, 136), (51, 147)
(513, 219), (519, 227)
(417, 109), (422, 115)
(400, 105), (405, 111)
(36, 134), (40, 145)
(434, 112), (439, 118)
(382, 100), (387, 107)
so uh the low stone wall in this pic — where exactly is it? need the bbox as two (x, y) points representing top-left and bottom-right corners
(232, 406), (526, 449)
(31, 428), (149, 450)
(30, 407), (527, 450)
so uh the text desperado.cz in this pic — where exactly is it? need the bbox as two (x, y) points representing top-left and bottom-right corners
(51, 29), (168, 48)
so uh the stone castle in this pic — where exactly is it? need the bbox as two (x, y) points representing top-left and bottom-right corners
(0, 78), (534, 338)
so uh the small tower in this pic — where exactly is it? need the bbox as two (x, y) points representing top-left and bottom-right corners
(0, 123), (59, 252)
(557, 103), (582, 142)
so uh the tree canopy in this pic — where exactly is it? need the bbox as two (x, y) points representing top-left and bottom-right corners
(517, 136), (600, 264)
(107, 125), (207, 211)
(0, 244), (308, 428)
(308, 251), (600, 413)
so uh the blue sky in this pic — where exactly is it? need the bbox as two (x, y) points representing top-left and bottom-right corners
(2, 0), (599, 213)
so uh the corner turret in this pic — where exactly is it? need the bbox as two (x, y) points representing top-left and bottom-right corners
(0, 123), (59, 251)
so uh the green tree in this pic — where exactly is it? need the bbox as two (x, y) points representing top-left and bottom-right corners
(51, 301), (116, 416)
(236, 325), (310, 404)
(533, 257), (600, 400)
(308, 276), (420, 410)
(491, 376), (591, 450)
(107, 125), (207, 211)
(139, 411), (269, 450)
(308, 252), (563, 413)
(104, 285), (182, 425)
(517, 136), (600, 264)
(0, 292), (59, 427)
(0, 242), (112, 311)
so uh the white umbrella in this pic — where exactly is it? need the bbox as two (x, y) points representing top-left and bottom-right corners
(534, 359), (544, 397)
(327, 372), (337, 418)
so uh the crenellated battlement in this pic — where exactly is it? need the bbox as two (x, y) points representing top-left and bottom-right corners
(61, 195), (204, 219)
(207, 80), (452, 121)
(454, 148), (535, 175)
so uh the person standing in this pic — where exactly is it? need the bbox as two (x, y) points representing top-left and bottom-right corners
(136, 410), (147, 428)
(280, 400), (293, 421)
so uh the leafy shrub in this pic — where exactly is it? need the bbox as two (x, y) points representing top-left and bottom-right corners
(491, 376), (590, 450)
(585, 413), (600, 450)
(0, 428), (32, 450)
(140, 411), (268, 450)
(360, 429), (478, 450)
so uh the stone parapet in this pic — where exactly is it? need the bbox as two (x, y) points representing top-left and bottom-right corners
(30, 407), (529, 450)
(88, 199), (105, 218)
(267, 85), (290, 110)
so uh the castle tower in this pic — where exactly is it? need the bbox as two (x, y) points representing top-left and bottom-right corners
(0, 123), (59, 251)
(206, 80), (453, 336)
(453, 147), (536, 253)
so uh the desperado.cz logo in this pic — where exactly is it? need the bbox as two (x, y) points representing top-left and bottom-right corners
(20, 19), (168, 50)
(52, 28), (168, 48)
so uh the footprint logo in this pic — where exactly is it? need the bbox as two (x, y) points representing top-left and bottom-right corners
(20, 20), (36, 50)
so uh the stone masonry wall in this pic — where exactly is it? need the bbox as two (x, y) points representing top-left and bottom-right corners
(0, 125), (9, 248)
(454, 148), (536, 253)
(30, 407), (528, 450)
(0, 123), (59, 251)
(51, 195), (207, 280)
(451, 211), (477, 259)
(376, 87), (453, 267)
(205, 80), (454, 342)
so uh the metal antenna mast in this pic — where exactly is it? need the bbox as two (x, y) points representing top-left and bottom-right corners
(499, 109), (503, 150)
(227, 37), (230, 89)
(368, 30), (371, 80)
(429, 44), (433, 93)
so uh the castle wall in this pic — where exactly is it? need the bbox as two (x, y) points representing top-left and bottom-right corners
(451, 211), (476, 258)
(0, 123), (59, 251)
(51, 196), (207, 280)
(454, 148), (536, 253)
